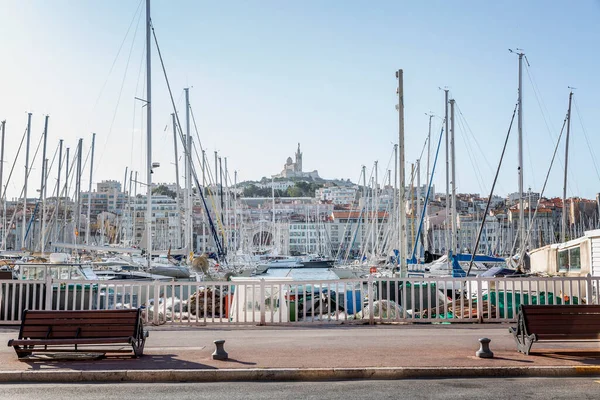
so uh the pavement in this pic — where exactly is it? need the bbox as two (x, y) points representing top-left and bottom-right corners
(1, 323), (600, 382)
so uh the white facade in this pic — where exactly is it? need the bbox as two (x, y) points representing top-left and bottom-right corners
(315, 187), (357, 205)
(124, 195), (182, 251)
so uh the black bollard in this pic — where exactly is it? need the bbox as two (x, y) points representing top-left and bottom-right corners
(212, 339), (228, 360)
(476, 337), (493, 358)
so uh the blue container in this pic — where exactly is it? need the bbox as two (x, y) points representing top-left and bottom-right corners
(344, 290), (362, 314)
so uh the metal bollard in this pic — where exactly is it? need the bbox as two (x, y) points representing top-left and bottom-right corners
(212, 339), (228, 360)
(476, 337), (494, 358)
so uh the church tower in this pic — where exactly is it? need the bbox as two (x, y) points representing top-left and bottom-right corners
(295, 143), (303, 172)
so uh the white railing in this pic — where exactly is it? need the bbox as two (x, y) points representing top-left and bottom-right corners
(1, 275), (598, 325)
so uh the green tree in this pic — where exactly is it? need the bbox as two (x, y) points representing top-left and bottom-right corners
(152, 185), (177, 199)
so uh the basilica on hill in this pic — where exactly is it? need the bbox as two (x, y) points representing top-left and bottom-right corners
(274, 143), (320, 179)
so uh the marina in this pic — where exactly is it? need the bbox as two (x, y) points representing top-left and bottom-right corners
(0, 1), (598, 328)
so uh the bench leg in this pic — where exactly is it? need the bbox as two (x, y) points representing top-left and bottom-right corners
(131, 335), (147, 358)
(13, 345), (32, 359)
(509, 327), (535, 355)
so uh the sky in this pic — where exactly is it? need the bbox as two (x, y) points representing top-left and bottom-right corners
(0, 0), (599, 201)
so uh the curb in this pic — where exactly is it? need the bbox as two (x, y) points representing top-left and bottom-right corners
(1, 366), (600, 382)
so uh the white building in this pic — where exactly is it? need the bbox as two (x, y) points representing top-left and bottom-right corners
(315, 187), (357, 205)
(124, 194), (182, 251)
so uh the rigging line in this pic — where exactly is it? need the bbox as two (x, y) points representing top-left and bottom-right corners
(130, 39), (146, 170)
(85, 0), (144, 129)
(337, 167), (367, 263)
(454, 110), (485, 192)
(467, 100), (519, 274)
(454, 103), (495, 175)
(96, 3), (144, 172)
(524, 62), (567, 172)
(1, 127), (27, 201)
(519, 115), (569, 264)
(573, 97), (600, 183)
(524, 63), (558, 141)
(524, 130), (537, 190)
(44, 142), (61, 190)
(151, 21), (225, 258)
(455, 112), (486, 194)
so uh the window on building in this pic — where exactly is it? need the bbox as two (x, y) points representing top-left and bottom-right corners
(558, 247), (581, 271)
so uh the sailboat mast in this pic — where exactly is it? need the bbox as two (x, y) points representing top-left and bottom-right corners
(393, 144), (398, 237)
(561, 90), (573, 242)
(145, 0), (152, 268)
(416, 159), (421, 257)
(54, 139), (62, 248)
(0, 120), (4, 250)
(517, 51), (525, 255)
(85, 133), (95, 245)
(450, 99), (457, 255)
(184, 87), (192, 254)
(40, 115), (49, 252)
(75, 138), (83, 244)
(396, 69), (407, 276)
(444, 89), (449, 258)
(171, 113), (182, 249)
(63, 147), (69, 243)
(22, 112), (32, 249)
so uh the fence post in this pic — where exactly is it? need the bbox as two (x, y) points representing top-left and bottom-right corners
(586, 274), (594, 304)
(153, 280), (160, 325)
(44, 273), (53, 311)
(476, 275), (483, 323)
(259, 279), (266, 326)
(368, 275), (374, 325)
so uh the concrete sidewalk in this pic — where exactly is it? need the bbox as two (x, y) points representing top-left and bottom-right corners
(1, 324), (599, 381)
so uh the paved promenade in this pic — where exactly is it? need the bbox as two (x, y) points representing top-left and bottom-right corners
(0, 324), (599, 381)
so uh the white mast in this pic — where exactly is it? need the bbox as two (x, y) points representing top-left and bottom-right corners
(171, 113), (182, 249)
(145, 0), (152, 268)
(393, 144), (398, 237)
(75, 138), (83, 245)
(184, 87), (193, 254)
(416, 159), (421, 258)
(63, 147), (69, 243)
(561, 90), (573, 243)
(0, 120), (4, 250)
(202, 149), (206, 253)
(85, 133), (95, 246)
(444, 89), (449, 257)
(450, 99), (457, 255)
(21, 112), (32, 249)
(39, 115), (49, 252)
(509, 49), (526, 257)
(396, 69), (407, 276)
(374, 160), (378, 255)
(234, 170), (238, 253)
(53, 139), (62, 248)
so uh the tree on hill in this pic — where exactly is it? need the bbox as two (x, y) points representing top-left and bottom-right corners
(152, 185), (177, 199)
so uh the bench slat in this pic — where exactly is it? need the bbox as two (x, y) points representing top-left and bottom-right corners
(10, 337), (132, 346)
(24, 310), (139, 316)
(21, 318), (138, 326)
(536, 333), (600, 340)
(522, 306), (600, 315)
(21, 331), (137, 339)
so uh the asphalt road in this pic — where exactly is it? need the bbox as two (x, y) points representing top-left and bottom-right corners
(0, 378), (599, 400)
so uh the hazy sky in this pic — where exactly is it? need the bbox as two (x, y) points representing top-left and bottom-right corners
(1, 0), (599, 201)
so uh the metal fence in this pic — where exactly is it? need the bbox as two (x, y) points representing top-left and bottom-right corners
(1, 275), (598, 326)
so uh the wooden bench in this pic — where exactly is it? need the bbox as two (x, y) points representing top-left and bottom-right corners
(509, 305), (600, 355)
(8, 309), (148, 359)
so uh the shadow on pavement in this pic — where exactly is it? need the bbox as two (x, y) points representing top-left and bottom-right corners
(530, 350), (600, 365)
(22, 353), (218, 371)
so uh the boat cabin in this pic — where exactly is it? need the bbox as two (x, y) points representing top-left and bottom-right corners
(529, 229), (600, 277)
